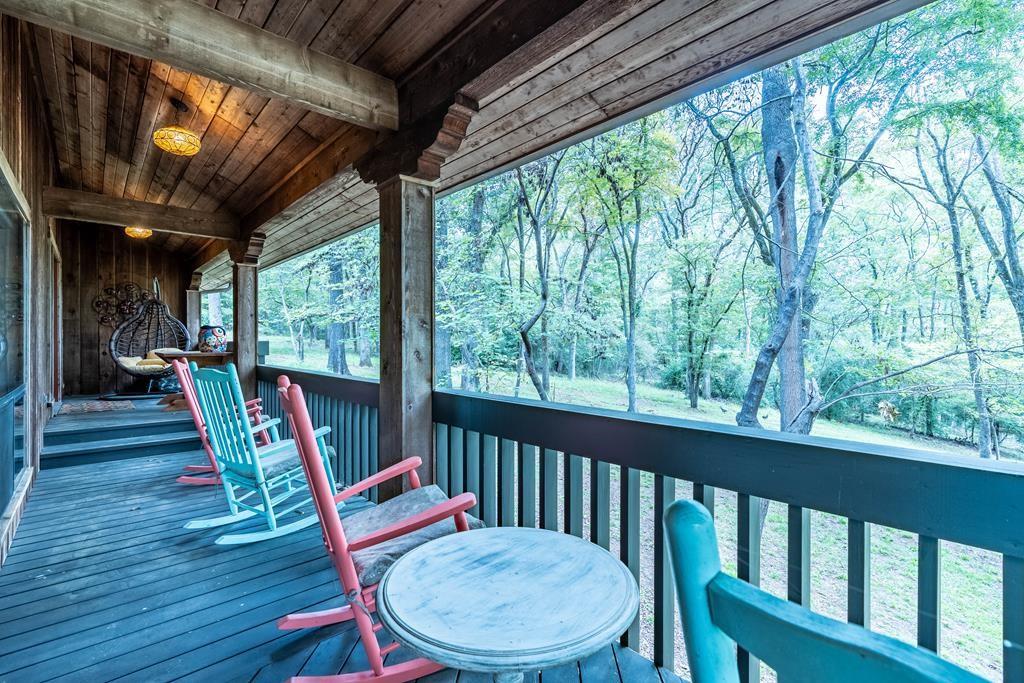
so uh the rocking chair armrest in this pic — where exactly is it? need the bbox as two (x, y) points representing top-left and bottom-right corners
(250, 418), (281, 434)
(245, 398), (263, 407)
(312, 426), (331, 439)
(348, 493), (476, 552)
(334, 457), (422, 503)
(256, 439), (294, 457)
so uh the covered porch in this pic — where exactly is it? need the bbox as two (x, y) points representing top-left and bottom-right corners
(0, 0), (1022, 681)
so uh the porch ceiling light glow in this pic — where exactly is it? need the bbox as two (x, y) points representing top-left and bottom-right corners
(153, 125), (201, 157)
(124, 226), (153, 239)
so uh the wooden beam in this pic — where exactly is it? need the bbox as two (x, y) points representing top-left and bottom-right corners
(228, 231), (265, 398)
(43, 186), (239, 240)
(1, 0), (398, 131)
(378, 176), (435, 499)
(398, 0), (610, 126)
(240, 126), (376, 235)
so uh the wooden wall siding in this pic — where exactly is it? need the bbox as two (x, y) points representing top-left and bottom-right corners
(28, 0), (491, 263)
(0, 15), (57, 564)
(194, 0), (919, 288)
(58, 222), (189, 396)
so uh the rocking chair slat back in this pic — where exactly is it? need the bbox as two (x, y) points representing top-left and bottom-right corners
(191, 363), (262, 481)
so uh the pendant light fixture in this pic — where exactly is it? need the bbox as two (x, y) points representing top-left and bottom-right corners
(153, 97), (201, 157)
(124, 226), (153, 239)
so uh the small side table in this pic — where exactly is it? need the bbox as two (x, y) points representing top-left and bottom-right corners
(375, 527), (639, 682)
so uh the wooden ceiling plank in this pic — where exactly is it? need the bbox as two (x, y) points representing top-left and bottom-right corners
(123, 61), (170, 201)
(88, 42), (110, 194)
(31, 26), (79, 187)
(360, 0), (489, 78)
(1, 0), (399, 130)
(112, 53), (149, 198)
(68, 37), (96, 192)
(133, 66), (190, 202)
(454, 0), (739, 156)
(43, 186), (241, 240)
(102, 49), (129, 195)
(324, 0), (415, 63)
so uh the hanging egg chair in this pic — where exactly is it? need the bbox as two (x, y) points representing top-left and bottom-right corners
(105, 278), (191, 398)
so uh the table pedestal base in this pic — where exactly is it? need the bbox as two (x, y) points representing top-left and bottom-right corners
(493, 673), (524, 683)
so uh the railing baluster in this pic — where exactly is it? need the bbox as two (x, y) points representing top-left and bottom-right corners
(368, 408), (378, 502)
(449, 426), (464, 496)
(564, 453), (583, 537)
(737, 493), (762, 682)
(917, 535), (941, 652)
(1005, 554), (1024, 683)
(518, 443), (537, 528)
(848, 519), (871, 627)
(620, 465), (641, 648)
(482, 435), (498, 527)
(540, 448), (559, 531)
(465, 431), (481, 518)
(359, 405), (370, 483)
(498, 439), (516, 526)
(788, 504), (811, 607)
(343, 402), (353, 486)
(653, 474), (675, 669)
(590, 459), (610, 549)
(693, 482), (715, 518)
(435, 424), (449, 496)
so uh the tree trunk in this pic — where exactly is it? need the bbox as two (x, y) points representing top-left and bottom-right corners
(327, 256), (350, 376)
(357, 323), (372, 367)
(737, 65), (810, 431)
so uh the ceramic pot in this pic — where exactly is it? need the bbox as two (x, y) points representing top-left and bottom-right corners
(197, 325), (227, 353)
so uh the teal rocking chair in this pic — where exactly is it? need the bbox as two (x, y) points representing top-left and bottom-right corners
(663, 500), (984, 683)
(185, 362), (340, 545)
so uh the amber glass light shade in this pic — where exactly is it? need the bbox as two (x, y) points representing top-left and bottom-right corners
(124, 226), (153, 239)
(153, 125), (202, 156)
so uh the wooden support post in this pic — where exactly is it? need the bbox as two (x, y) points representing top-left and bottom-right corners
(377, 176), (435, 500)
(228, 232), (265, 399)
(185, 273), (202, 350)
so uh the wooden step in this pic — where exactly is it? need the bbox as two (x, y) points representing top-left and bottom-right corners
(40, 431), (203, 469)
(43, 413), (195, 446)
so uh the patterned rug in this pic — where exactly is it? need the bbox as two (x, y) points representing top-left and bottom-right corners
(59, 400), (135, 415)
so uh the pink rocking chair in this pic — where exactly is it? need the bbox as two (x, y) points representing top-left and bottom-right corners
(171, 359), (277, 486)
(276, 375), (479, 683)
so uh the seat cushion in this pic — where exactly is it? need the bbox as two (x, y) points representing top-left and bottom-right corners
(224, 441), (301, 481)
(347, 484), (484, 586)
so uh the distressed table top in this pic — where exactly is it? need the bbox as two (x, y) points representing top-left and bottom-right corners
(376, 527), (639, 674)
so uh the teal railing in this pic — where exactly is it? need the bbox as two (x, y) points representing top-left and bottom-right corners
(257, 364), (1024, 681)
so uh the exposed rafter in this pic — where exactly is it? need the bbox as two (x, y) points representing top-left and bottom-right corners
(0, 0), (398, 130)
(43, 186), (240, 240)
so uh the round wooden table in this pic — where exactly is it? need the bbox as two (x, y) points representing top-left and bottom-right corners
(375, 527), (639, 682)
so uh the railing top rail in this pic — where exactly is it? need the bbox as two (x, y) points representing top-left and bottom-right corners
(433, 389), (1024, 558)
(256, 364), (380, 407)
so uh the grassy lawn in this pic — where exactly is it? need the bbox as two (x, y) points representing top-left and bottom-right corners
(263, 336), (1004, 679)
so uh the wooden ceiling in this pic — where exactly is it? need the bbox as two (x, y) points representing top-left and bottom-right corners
(25, 0), (921, 288)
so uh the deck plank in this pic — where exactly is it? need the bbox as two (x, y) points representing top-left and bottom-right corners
(0, 451), (673, 683)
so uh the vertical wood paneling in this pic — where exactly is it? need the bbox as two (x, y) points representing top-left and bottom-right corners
(518, 443), (537, 529)
(563, 453), (583, 538)
(1005, 554), (1024, 683)
(848, 519), (871, 627)
(620, 465), (640, 648)
(653, 474), (675, 669)
(58, 222), (189, 395)
(589, 459), (610, 549)
(481, 435), (497, 528)
(498, 438), (515, 526)
(788, 504), (811, 606)
(917, 535), (941, 652)
(540, 447), (559, 531)
(737, 493), (761, 682)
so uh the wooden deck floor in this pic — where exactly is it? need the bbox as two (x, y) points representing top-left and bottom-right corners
(0, 452), (681, 683)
